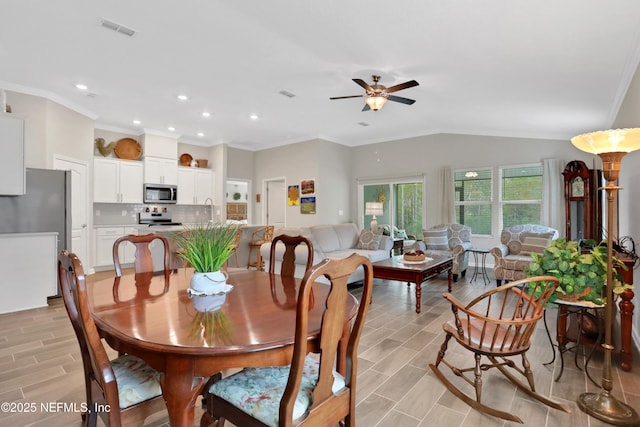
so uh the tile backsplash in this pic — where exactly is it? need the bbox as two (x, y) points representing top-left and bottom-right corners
(93, 203), (219, 226)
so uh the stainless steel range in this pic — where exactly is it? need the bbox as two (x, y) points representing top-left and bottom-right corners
(139, 211), (183, 227)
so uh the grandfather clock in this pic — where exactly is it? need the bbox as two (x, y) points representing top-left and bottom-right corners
(562, 160), (601, 241)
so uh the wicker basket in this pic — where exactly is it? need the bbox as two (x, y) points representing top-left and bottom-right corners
(403, 253), (426, 262)
(196, 159), (208, 168)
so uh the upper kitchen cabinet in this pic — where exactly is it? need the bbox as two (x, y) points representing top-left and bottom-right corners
(177, 167), (213, 205)
(144, 156), (178, 185)
(94, 158), (143, 203)
(0, 114), (25, 195)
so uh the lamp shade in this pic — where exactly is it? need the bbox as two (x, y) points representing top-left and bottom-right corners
(365, 96), (388, 111)
(571, 128), (640, 154)
(365, 202), (383, 216)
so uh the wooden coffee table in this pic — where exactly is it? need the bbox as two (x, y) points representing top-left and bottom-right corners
(372, 254), (453, 313)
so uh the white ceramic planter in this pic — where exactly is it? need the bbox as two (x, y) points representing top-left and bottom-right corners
(190, 270), (229, 295)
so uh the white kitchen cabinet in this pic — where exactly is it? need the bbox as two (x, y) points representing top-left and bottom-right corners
(94, 158), (143, 203)
(0, 114), (25, 195)
(95, 227), (123, 267)
(177, 167), (213, 205)
(144, 156), (178, 185)
(95, 226), (143, 268)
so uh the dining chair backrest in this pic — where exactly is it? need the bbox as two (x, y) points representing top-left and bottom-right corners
(112, 233), (170, 277)
(268, 234), (314, 277)
(205, 253), (373, 426)
(58, 250), (165, 426)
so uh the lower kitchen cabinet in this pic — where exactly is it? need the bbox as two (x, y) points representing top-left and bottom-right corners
(94, 226), (139, 268)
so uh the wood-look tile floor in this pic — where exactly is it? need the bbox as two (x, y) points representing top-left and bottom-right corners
(1, 269), (639, 426)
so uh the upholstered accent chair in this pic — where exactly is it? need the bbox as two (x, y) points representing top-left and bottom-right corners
(415, 223), (472, 282)
(491, 224), (559, 285)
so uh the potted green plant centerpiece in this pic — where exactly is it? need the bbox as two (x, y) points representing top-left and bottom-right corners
(173, 222), (240, 295)
(527, 238), (632, 304)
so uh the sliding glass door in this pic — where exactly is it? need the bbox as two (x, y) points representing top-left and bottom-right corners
(359, 176), (425, 238)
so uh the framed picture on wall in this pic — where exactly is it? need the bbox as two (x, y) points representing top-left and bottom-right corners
(301, 179), (315, 195)
(300, 197), (316, 214)
(288, 185), (300, 206)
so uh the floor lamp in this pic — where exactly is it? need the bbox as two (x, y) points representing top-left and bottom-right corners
(571, 128), (640, 426)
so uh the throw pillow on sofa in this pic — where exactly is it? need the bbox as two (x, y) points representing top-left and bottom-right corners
(423, 228), (449, 250)
(520, 232), (554, 255)
(356, 230), (381, 250)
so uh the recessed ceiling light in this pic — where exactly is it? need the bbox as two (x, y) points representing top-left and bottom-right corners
(177, 94), (188, 101)
(168, 126), (175, 131)
(250, 114), (259, 120)
(132, 119), (141, 125)
(197, 132), (204, 137)
(202, 112), (211, 117)
(75, 84), (88, 90)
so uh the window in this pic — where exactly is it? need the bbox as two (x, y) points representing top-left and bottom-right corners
(500, 164), (543, 227)
(360, 178), (424, 238)
(454, 169), (492, 235)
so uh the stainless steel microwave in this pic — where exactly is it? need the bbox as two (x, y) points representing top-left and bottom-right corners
(143, 184), (177, 204)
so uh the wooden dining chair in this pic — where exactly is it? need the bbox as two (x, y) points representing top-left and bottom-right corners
(225, 228), (243, 268)
(268, 234), (314, 277)
(58, 250), (166, 427)
(112, 233), (170, 277)
(429, 275), (571, 423)
(201, 253), (374, 427)
(247, 225), (275, 270)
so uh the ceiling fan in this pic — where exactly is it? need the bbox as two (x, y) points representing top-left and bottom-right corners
(330, 75), (419, 111)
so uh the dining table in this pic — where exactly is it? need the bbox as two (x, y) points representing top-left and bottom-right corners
(89, 267), (359, 427)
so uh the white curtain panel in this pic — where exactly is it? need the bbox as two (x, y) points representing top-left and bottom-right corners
(542, 158), (565, 232)
(438, 166), (455, 225)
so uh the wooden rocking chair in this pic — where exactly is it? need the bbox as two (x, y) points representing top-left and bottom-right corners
(429, 275), (571, 423)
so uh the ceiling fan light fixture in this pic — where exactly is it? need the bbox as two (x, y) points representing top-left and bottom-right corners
(366, 95), (387, 111)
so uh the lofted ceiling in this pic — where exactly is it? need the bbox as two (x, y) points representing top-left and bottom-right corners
(2, 1), (640, 151)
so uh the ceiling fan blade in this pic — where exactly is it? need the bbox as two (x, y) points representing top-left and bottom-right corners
(385, 80), (419, 94)
(353, 78), (373, 92)
(387, 95), (416, 105)
(362, 104), (371, 111)
(329, 95), (364, 100)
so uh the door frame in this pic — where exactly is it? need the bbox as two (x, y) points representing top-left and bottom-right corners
(53, 154), (92, 274)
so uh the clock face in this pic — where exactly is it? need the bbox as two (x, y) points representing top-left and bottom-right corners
(571, 177), (585, 197)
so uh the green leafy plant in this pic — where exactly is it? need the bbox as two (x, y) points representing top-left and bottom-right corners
(527, 238), (632, 304)
(173, 222), (240, 272)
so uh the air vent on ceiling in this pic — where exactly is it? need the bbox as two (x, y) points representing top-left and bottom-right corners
(278, 90), (296, 98)
(357, 122), (370, 127)
(100, 18), (136, 37)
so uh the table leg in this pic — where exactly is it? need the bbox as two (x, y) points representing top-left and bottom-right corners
(447, 268), (452, 292)
(620, 288), (634, 371)
(161, 356), (207, 427)
(542, 308), (557, 366)
(415, 279), (421, 314)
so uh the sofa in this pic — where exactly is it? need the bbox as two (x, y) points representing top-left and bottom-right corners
(491, 224), (559, 285)
(413, 223), (472, 282)
(260, 223), (393, 283)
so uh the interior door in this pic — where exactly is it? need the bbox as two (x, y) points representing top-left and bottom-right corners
(54, 156), (89, 270)
(266, 179), (285, 227)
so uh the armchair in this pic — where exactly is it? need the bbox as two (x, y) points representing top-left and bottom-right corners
(415, 223), (472, 282)
(491, 224), (558, 285)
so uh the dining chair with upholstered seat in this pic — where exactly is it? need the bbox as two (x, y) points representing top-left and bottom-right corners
(247, 225), (275, 270)
(429, 275), (571, 423)
(113, 233), (171, 277)
(201, 253), (374, 427)
(58, 250), (166, 427)
(268, 234), (314, 277)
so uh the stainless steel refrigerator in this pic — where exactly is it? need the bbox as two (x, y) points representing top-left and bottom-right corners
(0, 168), (71, 295)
